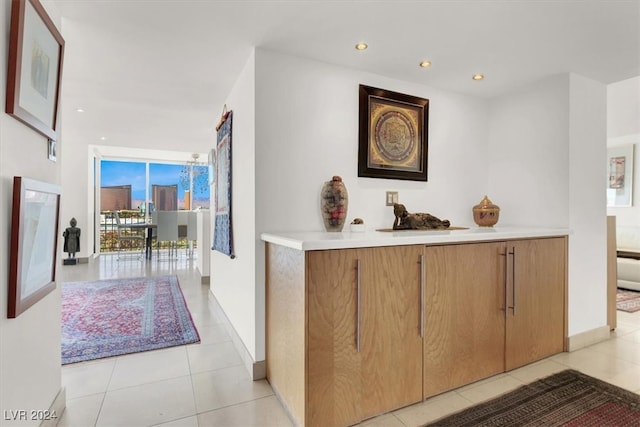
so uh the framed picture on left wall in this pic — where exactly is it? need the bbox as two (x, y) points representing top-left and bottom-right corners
(8, 177), (62, 318)
(6, 0), (65, 141)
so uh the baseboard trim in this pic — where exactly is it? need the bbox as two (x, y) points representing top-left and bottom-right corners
(253, 360), (266, 380)
(567, 325), (611, 351)
(196, 266), (210, 284)
(207, 291), (265, 380)
(43, 386), (65, 427)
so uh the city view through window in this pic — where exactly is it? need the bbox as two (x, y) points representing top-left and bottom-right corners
(101, 160), (210, 212)
(99, 159), (210, 252)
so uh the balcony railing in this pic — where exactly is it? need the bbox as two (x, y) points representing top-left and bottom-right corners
(100, 210), (196, 253)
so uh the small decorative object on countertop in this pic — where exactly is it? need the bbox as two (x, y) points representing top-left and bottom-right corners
(350, 218), (366, 232)
(473, 195), (500, 227)
(392, 203), (450, 230)
(321, 176), (349, 232)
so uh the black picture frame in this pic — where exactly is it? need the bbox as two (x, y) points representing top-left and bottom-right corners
(8, 177), (62, 318)
(6, 0), (65, 141)
(358, 85), (429, 181)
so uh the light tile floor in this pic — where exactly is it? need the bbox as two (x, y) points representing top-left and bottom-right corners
(58, 255), (640, 426)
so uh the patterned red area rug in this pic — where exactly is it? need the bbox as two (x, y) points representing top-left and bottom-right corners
(61, 275), (200, 364)
(617, 289), (640, 313)
(425, 370), (640, 426)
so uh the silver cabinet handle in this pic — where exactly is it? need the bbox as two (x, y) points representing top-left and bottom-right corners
(356, 258), (361, 353)
(507, 247), (516, 315)
(502, 249), (509, 318)
(420, 254), (425, 338)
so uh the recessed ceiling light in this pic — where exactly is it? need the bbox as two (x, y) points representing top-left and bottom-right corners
(100, 136), (107, 141)
(355, 43), (368, 51)
(419, 61), (432, 68)
(75, 108), (85, 113)
(472, 74), (485, 81)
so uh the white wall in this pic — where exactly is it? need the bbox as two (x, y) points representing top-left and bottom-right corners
(568, 74), (607, 335)
(210, 51), (258, 359)
(487, 75), (570, 227)
(606, 76), (640, 227)
(255, 48), (490, 233)
(0, 2), (64, 424)
(59, 129), (91, 258)
(487, 73), (607, 337)
(607, 76), (640, 140)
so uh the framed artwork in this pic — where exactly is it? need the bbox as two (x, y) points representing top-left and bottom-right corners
(607, 144), (635, 207)
(8, 177), (62, 318)
(358, 85), (429, 181)
(6, 0), (65, 141)
(213, 110), (235, 258)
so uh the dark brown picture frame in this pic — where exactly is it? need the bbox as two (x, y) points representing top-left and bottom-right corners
(6, 0), (65, 141)
(8, 177), (62, 318)
(358, 85), (429, 181)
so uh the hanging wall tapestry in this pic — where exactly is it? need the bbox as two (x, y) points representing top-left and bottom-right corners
(213, 108), (234, 258)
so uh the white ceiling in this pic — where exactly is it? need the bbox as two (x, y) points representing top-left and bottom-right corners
(50, 0), (640, 159)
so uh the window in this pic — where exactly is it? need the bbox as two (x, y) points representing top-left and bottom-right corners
(99, 159), (209, 252)
(100, 160), (145, 212)
(100, 159), (210, 213)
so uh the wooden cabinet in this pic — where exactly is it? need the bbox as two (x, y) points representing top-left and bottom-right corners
(423, 237), (566, 397)
(306, 248), (360, 427)
(505, 238), (566, 370)
(423, 242), (506, 398)
(359, 246), (423, 418)
(266, 236), (567, 427)
(307, 245), (423, 426)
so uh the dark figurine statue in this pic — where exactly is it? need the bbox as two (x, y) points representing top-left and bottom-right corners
(63, 217), (81, 259)
(392, 203), (451, 230)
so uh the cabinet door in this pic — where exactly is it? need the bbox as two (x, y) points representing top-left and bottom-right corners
(360, 245), (423, 418)
(505, 238), (566, 371)
(307, 249), (362, 427)
(423, 243), (506, 398)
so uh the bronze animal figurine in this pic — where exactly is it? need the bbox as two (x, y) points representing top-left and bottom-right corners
(392, 203), (450, 230)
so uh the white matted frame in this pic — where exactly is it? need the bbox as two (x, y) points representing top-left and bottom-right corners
(6, 0), (65, 141)
(8, 177), (62, 318)
(607, 144), (635, 207)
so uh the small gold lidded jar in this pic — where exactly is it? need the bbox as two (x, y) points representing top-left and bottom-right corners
(473, 195), (500, 227)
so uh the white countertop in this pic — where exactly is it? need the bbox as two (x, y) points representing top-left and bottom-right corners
(261, 226), (571, 251)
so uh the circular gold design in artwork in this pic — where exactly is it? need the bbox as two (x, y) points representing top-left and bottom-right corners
(368, 99), (421, 171)
(374, 111), (415, 162)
